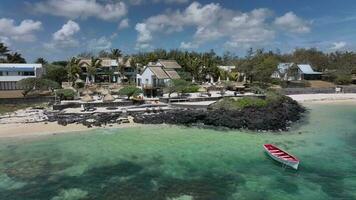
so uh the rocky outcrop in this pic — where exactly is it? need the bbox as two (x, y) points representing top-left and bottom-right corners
(46, 112), (123, 128)
(133, 96), (305, 131)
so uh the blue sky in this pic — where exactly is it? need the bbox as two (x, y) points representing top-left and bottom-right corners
(1, 0), (356, 62)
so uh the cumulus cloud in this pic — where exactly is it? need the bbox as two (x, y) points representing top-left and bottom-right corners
(134, 2), (311, 50)
(87, 36), (112, 50)
(274, 12), (311, 33)
(153, 0), (190, 4)
(330, 41), (346, 50)
(45, 20), (80, 49)
(129, 0), (190, 5)
(0, 18), (42, 42)
(32, 0), (127, 21)
(180, 41), (198, 49)
(134, 2), (279, 50)
(118, 18), (130, 29)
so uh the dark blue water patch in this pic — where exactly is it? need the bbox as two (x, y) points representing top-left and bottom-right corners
(0, 159), (247, 200)
(301, 166), (353, 199)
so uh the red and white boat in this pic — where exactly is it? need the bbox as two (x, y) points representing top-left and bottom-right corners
(263, 144), (300, 170)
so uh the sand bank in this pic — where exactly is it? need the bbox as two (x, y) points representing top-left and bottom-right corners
(288, 93), (356, 103)
(0, 121), (140, 138)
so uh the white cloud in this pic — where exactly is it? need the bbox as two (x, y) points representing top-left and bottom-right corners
(0, 18), (42, 42)
(130, 0), (190, 5)
(153, 0), (190, 4)
(134, 2), (278, 49)
(0, 36), (11, 46)
(135, 23), (152, 49)
(45, 20), (80, 49)
(118, 18), (130, 29)
(87, 36), (112, 50)
(330, 41), (346, 50)
(32, 0), (127, 21)
(180, 41), (198, 49)
(274, 12), (311, 33)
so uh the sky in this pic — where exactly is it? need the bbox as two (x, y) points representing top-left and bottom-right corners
(1, 0), (356, 62)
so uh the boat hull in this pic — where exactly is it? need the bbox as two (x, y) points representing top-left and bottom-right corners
(263, 144), (299, 170)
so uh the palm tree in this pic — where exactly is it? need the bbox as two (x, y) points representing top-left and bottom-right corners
(0, 43), (10, 62)
(110, 48), (122, 59)
(6, 52), (26, 63)
(86, 57), (102, 83)
(35, 57), (48, 65)
(66, 57), (82, 85)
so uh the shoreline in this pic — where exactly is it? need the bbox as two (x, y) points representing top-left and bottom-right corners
(1, 93), (356, 139)
(288, 93), (356, 103)
(0, 121), (141, 139)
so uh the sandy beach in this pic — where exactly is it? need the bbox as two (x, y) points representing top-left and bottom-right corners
(0, 121), (140, 139)
(1, 93), (356, 138)
(288, 93), (356, 103)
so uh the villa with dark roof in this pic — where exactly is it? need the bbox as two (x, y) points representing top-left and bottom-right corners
(271, 63), (322, 81)
(137, 60), (182, 97)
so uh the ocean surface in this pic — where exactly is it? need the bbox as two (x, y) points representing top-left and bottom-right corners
(0, 103), (355, 200)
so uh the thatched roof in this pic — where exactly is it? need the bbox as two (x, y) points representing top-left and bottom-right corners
(103, 94), (115, 102)
(82, 89), (93, 95)
(149, 67), (170, 79)
(158, 60), (182, 69)
(81, 94), (93, 102)
(165, 69), (180, 79)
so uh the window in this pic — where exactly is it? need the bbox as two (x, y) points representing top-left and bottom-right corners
(23, 71), (35, 76)
(0, 72), (2, 76)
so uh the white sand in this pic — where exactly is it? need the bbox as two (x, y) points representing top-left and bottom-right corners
(0, 120), (139, 138)
(288, 93), (356, 103)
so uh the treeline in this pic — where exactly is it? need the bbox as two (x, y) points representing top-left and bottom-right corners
(0, 43), (26, 63)
(2, 41), (356, 84)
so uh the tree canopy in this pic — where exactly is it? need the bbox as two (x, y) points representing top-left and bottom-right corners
(17, 78), (60, 96)
(118, 85), (142, 99)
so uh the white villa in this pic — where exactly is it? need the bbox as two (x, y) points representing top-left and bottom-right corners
(218, 65), (236, 73)
(271, 63), (322, 81)
(137, 60), (181, 97)
(0, 63), (43, 90)
(79, 58), (136, 84)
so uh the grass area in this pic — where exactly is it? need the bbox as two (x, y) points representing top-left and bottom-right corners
(0, 103), (47, 115)
(308, 80), (335, 88)
(211, 91), (285, 110)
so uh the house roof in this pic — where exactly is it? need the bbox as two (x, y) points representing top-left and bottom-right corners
(164, 69), (180, 79)
(158, 60), (182, 69)
(148, 67), (170, 79)
(297, 64), (322, 75)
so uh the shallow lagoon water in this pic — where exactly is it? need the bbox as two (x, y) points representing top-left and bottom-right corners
(0, 103), (355, 200)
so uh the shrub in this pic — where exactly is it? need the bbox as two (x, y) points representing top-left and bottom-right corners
(182, 84), (200, 93)
(334, 74), (352, 85)
(56, 89), (76, 100)
(17, 78), (60, 97)
(118, 85), (142, 99)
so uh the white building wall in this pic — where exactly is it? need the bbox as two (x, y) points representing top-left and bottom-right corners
(140, 67), (154, 87)
(0, 64), (42, 90)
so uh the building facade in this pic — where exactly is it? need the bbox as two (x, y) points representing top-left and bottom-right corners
(79, 58), (136, 84)
(137, 60), (181, 97)
(271, 63), (322, 81)
(0, 64), (42, 90)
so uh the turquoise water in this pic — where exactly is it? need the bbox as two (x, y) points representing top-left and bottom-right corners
(0, 103), (355, 200)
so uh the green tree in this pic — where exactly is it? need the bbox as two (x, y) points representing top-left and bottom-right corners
(17, 78), (60, 97)
(35, 57), (48, 65)
(118, 85), (142, 99)
(86, 57), (102, 83)
(66, 57), (82, 85)
(43, 64), (68, 84)
(0, 43), (10, 62)
(110, 48), (123, 59)
(6, 52), (26, 63)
